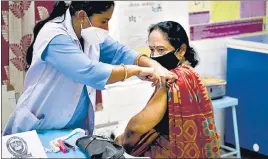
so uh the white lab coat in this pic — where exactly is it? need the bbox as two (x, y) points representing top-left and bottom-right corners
(3, 9), (99, 135)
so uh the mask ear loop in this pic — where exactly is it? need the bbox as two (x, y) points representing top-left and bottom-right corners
(80, 12), (91, 30)
(174, 47), (182, 66)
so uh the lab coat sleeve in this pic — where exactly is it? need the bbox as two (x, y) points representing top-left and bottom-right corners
(99, 36), (140, 65)
(42, 34), (113, 90)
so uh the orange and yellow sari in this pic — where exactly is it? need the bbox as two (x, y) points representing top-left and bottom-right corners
(129, 65), (220, 158)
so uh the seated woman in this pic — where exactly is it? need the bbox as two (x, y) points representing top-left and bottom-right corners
(115, 21), (220, 158)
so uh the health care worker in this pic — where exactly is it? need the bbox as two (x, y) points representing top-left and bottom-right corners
(3, 1), (177, 136)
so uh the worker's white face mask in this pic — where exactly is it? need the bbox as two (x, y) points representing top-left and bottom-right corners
(81, 19), (109, 45)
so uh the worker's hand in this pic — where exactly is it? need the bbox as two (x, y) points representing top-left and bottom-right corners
(136, 67), (158, 85)
(153, 65), (178, 87)
(160, 75), (167, 87)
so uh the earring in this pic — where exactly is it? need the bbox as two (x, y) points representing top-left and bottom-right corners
(80, 21), (84, 29)
(178, 56), (183, 65)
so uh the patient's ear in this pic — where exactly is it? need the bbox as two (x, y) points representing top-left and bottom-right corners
(175, 44), (186, 60)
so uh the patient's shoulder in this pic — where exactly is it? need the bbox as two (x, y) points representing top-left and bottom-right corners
(171, 64), (202, 89)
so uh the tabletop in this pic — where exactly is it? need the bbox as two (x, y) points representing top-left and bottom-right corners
(37, 129), (149, 158)
(212, 96), (238, 109)
(37, 129), (87, 158)
(227, 33), (268, 54)
(234, 33), (268, 44)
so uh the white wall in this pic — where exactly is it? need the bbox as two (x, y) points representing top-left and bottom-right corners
(162, 1), (189, 36)
(192, 38), (229, 80)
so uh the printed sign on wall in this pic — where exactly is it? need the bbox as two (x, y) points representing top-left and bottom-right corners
(189, 1), (267, 41)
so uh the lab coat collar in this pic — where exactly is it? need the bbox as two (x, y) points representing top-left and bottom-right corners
(64, 8), (79, 41)
(49, 8), (79, 42)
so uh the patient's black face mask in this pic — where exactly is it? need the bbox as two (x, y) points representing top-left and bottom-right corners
(151, 49), (180, 70)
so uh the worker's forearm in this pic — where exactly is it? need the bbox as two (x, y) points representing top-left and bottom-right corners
(125, 87), (167, 134)
(135, 55), (159, 67)
(106, 65), (140, 85)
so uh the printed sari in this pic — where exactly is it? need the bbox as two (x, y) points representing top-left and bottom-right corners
(129, 64), (220, 158)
